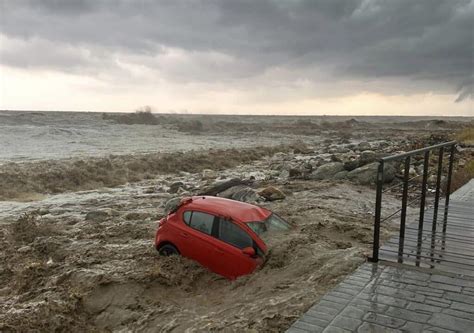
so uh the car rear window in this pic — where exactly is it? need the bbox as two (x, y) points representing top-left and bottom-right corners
(247, 213), (291, 236)
(218, 219), (253, 249)
(189, 211), (214, 235)
(183, 211), (192, 225)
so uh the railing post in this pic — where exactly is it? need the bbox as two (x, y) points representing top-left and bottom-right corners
(432, 147), (444, 229)
(443, 144), (456, 232)
(430, 147), (444, 265)
(398, 156), (411, 263)
(416, 150), (430, 266)
(369, 160), (384, 263)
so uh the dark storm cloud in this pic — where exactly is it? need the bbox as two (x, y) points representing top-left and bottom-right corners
(0, 0), (472, 100)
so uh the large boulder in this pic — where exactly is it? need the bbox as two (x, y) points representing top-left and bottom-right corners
(202, 169), (217, 180)
(217, 185), (260, 203)
(344, 160), (359, 171)
(258, 186), (286, 201)
(347, 162), (396, 185)
(333, 170), (348, 180)
(359, 150), (377, 166)
(168, 181), (184, 194)
(199, 178), (252, 196)
(357, 141), (371, 151)
(311, 162), (345, 180)
(164, 197), (182, 213)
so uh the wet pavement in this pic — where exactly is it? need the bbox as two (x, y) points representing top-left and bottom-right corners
(287, 179), (474, 332)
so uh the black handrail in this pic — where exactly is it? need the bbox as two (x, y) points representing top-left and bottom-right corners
(380, 141), (456, 162)
(369, 141), (456, 263)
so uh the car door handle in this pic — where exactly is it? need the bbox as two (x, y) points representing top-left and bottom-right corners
(180, 232), (189, 238)
(215, 248), (225, 254)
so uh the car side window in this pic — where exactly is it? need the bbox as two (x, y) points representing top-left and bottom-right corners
(189, 211), (214, 235)
(218, 219), (253, 249)
(183, 211), (192, 225)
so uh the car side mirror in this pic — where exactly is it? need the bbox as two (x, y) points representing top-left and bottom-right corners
(242, 247), (255, 257)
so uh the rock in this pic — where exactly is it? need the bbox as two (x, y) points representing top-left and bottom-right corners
(38, 208), (50, 215)
(245, 171), (267, 181)
(289, 168), (302, 178)
(217, 185), (260, 203)
(278, 169), (290, 179)
(292, 141), (313, 154)
(271, 152), (288, 161)
(347, 162), (396, 185)
(344, 160), (359, 171)
(328, 146), (350, 154)
(164, 197), (182, 213)
(143, 186), (155, 194)
(258, 186), (286, 201)
(311, 162), (345, 180)
(333, 170), (348, 180)
(359, 150), (377, 166)
(409, 167), (418, 177)
(199, 178), (252, 196)
(168, 181), (184, 194)
(17, 245), (32, 253)
(330, 154), (342, 162)
(85, 209), (117, 222)
(357, 141), (371, 151)
(202, 169), (216, 180)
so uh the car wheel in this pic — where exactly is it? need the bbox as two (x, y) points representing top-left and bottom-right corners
(158, 244), (179, 256)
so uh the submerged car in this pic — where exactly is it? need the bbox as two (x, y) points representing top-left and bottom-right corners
(155, 196), (290, 279)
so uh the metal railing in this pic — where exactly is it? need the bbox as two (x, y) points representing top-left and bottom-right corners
(369, 141), (456, 262)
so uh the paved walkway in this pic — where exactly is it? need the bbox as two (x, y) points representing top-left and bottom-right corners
(287, 180), (474, 333)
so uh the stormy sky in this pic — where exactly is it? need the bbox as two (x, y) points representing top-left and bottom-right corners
(0, 0), (473, 115)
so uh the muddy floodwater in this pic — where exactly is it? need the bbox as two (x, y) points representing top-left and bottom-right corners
(0, 111), (472, 332)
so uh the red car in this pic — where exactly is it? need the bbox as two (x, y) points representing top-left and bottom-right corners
(155, 196), (290, 279)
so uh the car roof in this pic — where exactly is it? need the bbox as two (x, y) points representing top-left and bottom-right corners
(183, 196), (271, 223)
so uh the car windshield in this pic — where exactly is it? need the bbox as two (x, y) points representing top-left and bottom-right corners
(247, 213), (290, 236)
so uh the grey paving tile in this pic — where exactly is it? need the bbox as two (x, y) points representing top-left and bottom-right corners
(318, 300), (346, 310)
(430, 275), (474, 288)
(287, 327), (310, 333)
(300, 314), (331, 328)
(428, 282), (462, 293)
(304, 309), (333, 323)
(357, 321), (402, 333)
(427, 313), (474, 332)
(406, 301), (442, 314)
(385, 306), (431, 323)
(323, 326), (351, 333)
(327, 291), (355, 300)
(338, 306), (366, 320)
(369, 293), (408, 308)
(444, 292), (474, 305)
(363, 312), (406, 328)
(293, 320), (325, 332)
(422, 326), (456, 333)
(399, 321), (424, 332)
(450, 299), (474, 313)
(321, 295), (351, 305)
(309, 305), (340, 316)
(441, 308), (474, 320)
(426, 296), (451, 306)
(350, 298), (389, 313)
(331, 315), (362, 331)
(333, 286), (361, 296)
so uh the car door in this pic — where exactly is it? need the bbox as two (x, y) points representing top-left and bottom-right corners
(212, 218), (260, 279)
(180, 210), (219, 272)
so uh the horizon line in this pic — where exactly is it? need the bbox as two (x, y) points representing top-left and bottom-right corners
(1, 109), (473, 118)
